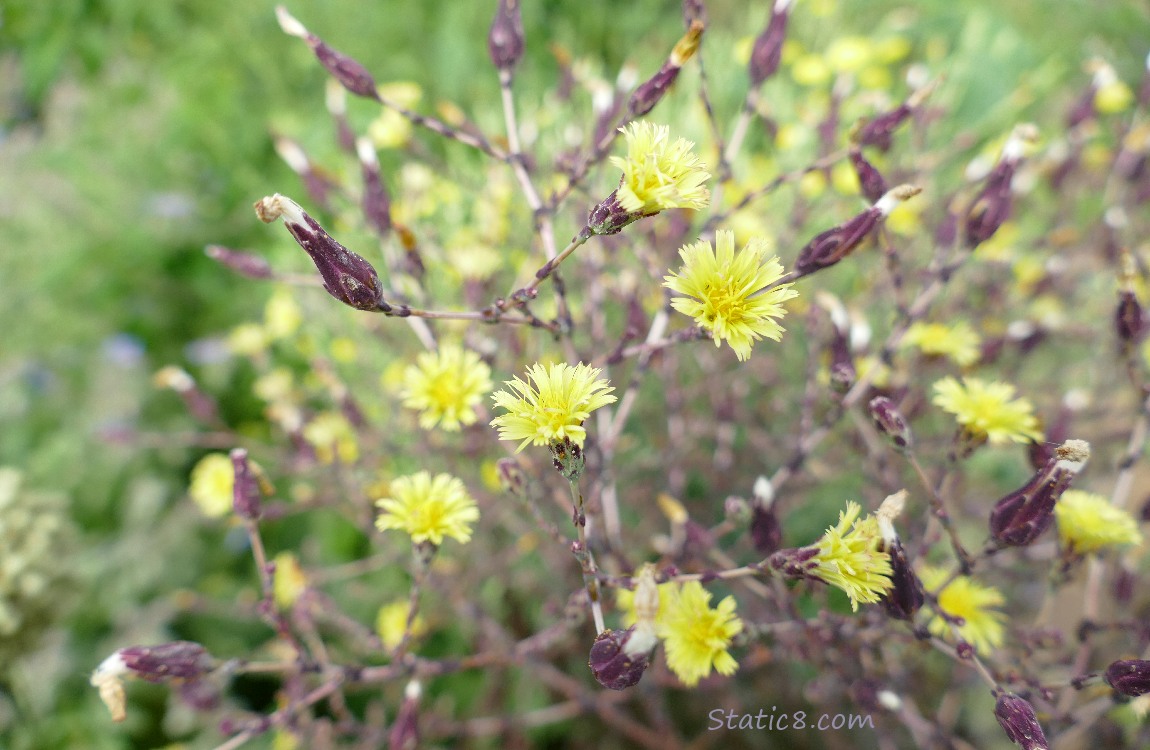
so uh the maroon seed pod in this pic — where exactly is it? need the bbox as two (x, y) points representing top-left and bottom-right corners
(588, 627), (652, 690)
(994, 693), (1049, 750)
(964, 124), (1036, 248)
(255, 194), (390, 313)
(119, 641), (215, 683)
(850, 148), (888, 204)
(989, 439), (1089, 547)
(230, 448), (262, 520)
(748, 0), (793, 87)
(357, 138), (392, 237)
(853, 81), (936, 152)
(1105, 659), (1150, 697)
(488, 0), (526, 75)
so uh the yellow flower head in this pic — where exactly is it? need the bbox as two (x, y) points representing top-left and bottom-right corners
(302, 411), (359, 464)
(401, 344), (493, 432)
(610, 121), (710, 215)
(902, 321), (982, 367)
(273, 552), (308, 609)
(1054, 489), (1143, 555)
(490, 362), (616, 451)
(376, 599), (428, 651)
(664, 230), (799, 361)
(807, 501), (893, 611)
(264, 288), (302, 340)
(657, 581), (742, 687)
(932, 377), (1042, 444)
(375, 471), (479, 546)
(188, 453), (234, 518)
(921, 567), (1007, 654)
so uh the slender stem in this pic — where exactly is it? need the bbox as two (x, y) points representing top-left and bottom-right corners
(568, 478), (606, 634)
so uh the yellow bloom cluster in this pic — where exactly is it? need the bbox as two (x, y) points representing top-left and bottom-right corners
(188, 453), (234, 518)
(921, 567), (1007, 654)
(618, 579), (742, 688)
(932, 377), (1042, 444)
(302, 411), (359, 464)
(664, 230), (799, 361)
(902, 321), (981, 367)
(611, 122), (710, 215)
(1054, 490), (1143, 555)
(375, 471), (479, 546)
(401, 344), (492, 432)
(490, 362), (616, 451)
(376, 599), (428, 651)
(807, 501), (893, 611)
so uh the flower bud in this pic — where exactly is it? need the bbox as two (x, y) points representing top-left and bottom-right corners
(993, 693), (1049, 750)
(205, 245), (273, 280)
(989, 439), (1089, 547)
(876, 492), (923, 621)
(388, 680), (421, 750)
(588, 627), (652, 690)
(356, 137), (392, 237)
(255, 193), (389, 313)
(488, 0), (525, 74)
(629, 21), (703, 117)
(748, 0), (794, 87)
(964, 124), (1037, 247)
(230, 448), (262, 520)
(1116, 290), (1145, 348)
(154, 365), (221, 425)
(276, 6), (379, 100)
(1106, 659), (1150, 697)
(748, 475), (781, 554)
(868, 396), (912, 451)
(119, 641), (215, 682)
(794, 185), (920, 278)
(850, 149), (888, 203)
(584, 189), (641, 237)
(852, 81), (935, 152)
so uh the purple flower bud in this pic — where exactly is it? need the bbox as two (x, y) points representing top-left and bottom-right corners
(1106, 659), (1150, 697)
(850, 149), (888, 204)
(388, 681), (421, 750)
(750, 503), (782, 555)
(989, 439), (1089, 547)
(964, 124), (1036, 247)
(255, 194), (389, 313)
(994, 693), (1049, 750)
(828, 325), (855, 394)
(356, 138), (392, 237)
(879, 537), (923, 621)
(630, 22), (703, 117)
(1116, 290), (1145, 347)
(205, 245), (274, 280)
(868, 396), (912, 451)
(119, 641), (215, 683)
(588, 628), (652, 690)
(585, 189), (643, 237)
(230, 448), (262, 520)
(488, 0), (526, 74)
(748, 0), (793, 87)
(854, 104), (911, 153)
(276, 8), (380, 100)
(794, 185), (919, 278)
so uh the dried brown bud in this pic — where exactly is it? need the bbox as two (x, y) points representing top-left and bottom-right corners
(255, 194), (389, 312)
(993, 693), (1049, 750)
(989, 439), (1089, 547)
(488, 0), (525, 74)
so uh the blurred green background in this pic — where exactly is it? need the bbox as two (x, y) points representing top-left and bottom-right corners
(1, 0), (1146, 747)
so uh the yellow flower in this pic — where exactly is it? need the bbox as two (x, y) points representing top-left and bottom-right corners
(807, 501), (893, 611)
(401, 345), (493, 432)
(227, 323), (269, 356)
(188, 453), (234, 518)
(1054, 490), (1143, 555)
(302, 412), (359, 464)
(610, 121), (710, 215)
(825, 36), (873, 73)
(375, 471), (479, 546)
(1095, 80), (1133, 114)
(664, 230), (799, 361)
(273, 552), (308, 609)
(657, 581), (742, 687)
(932, 377), (1042, 444)
(921, 567), (1007, 654)
(617, 581), (675, 628)
(264, 288), (302, 340)
(490, 363), (616, 451)
(376, 599), (428, 651)
(902, 321), (982, 367)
